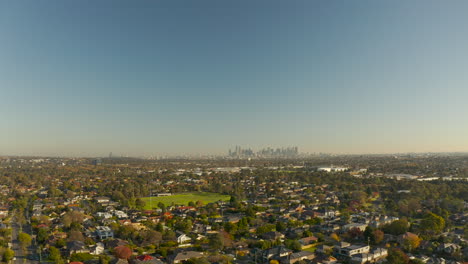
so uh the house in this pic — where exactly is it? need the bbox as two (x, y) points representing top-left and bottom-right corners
(350, 248), (388, 264)
(106, 239), (129, 249)
(95, 197), (111, 204)
(90, 242), (105, 255)
(171, 251), (204, 264)
(111, 259), (129, 264)
(262, 231), (285, 240)
(316, 256), (338, 264)
(67, 240), (89, 255)
(286, 228), (306, 239)
(437, 243), (461, 254)
(286, 251), (315, 264)
(263, 246), (292, 261)
(224, 214), (242, 223)
(114, 210), (128, 219)
(69, 262), (85, 264)
(369, 215), (399, 228)
(131, 255), (164, 264)
(97, 212), (113, 219)
(427, 258), (447, 264)
(335, 242), (370, 257)
(342, 223), (368, 232)
(154, 193), (172, 197)
(176, 232), (191, 245)
(193, 224), (212, 234)
(96, 226), (114, 240)
(316, 245), (332, 254)
(298, 236), (318, 247)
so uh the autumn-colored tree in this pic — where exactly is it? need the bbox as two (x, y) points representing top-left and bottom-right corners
(68, 230), (85, 242)
(141, 230), (163, 246)
(219, 230), (234, 248)
(39, 215), (51, 225)
(62, 211), (85, 228)
(345, 227), (363, 240)
(402, 233), (421, 252)
(114, 246), (132, 260)
(373, 229), (384, 244)
(330, 233), (340, 242)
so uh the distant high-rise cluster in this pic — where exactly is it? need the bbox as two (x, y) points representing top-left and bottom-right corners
(228, 146), (299, 158)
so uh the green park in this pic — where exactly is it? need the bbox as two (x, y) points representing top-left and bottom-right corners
(141, 192), (231, 209)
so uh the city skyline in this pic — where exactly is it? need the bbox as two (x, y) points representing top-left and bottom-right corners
(2, 0), (468, 156)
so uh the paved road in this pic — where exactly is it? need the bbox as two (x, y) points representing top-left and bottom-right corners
(11, 215), (39, 264)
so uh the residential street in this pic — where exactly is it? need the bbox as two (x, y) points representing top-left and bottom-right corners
(11, 215), (39, 264)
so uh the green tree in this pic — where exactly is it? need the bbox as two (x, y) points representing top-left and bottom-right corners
(183, 257), (210, 264)
(256, 224), (275, 235)
(209, 233), (224, 251)
(387, 248), (409, 264)
(37, 228), (49, 244)
(285, 240), (302, 252)
(18, 232), (32, 251)
(136, 198), (146, 210)
(383, 219), (409, 235)
(3, 248), (15, 263)
(409, 258), (425, 264)
(99, 255), (110, 264)
(364, 226), (384, 244)
(175, 219), (193, 234)
(70, 253), (94, 262)
(224, 222), (238, 234)
(276, 221), (286, 232)
(158, 202), (166, 213)
(49, 246), (63, 264)
(420, 212), (445, 234)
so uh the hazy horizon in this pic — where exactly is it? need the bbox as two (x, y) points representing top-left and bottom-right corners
(2, 0), (468, 156)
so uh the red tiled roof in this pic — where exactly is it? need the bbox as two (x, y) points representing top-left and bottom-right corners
(136, 255), (153, 261)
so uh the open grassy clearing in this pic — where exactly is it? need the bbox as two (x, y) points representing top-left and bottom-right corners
(141, 192), (230, 209)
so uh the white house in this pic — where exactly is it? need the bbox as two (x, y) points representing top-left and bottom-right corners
(114, 210), (128, 219)
(176, 233), (191, 246)
(343, 223), (368, 232)
(95, 196), (111, 204)
(96, 226), (114, 240)
(97, 212), (113, 219)
(336, 243), (370, 257)
(351, 248), (388, 264)
(317, 167), (348, 172)
(90, 242), (105, 255)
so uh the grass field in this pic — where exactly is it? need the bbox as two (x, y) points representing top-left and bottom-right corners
(141, 192), (231, 209)
(303, 247), (317, 253)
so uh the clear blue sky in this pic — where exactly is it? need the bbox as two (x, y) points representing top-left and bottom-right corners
(1, 0), (468, 157)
